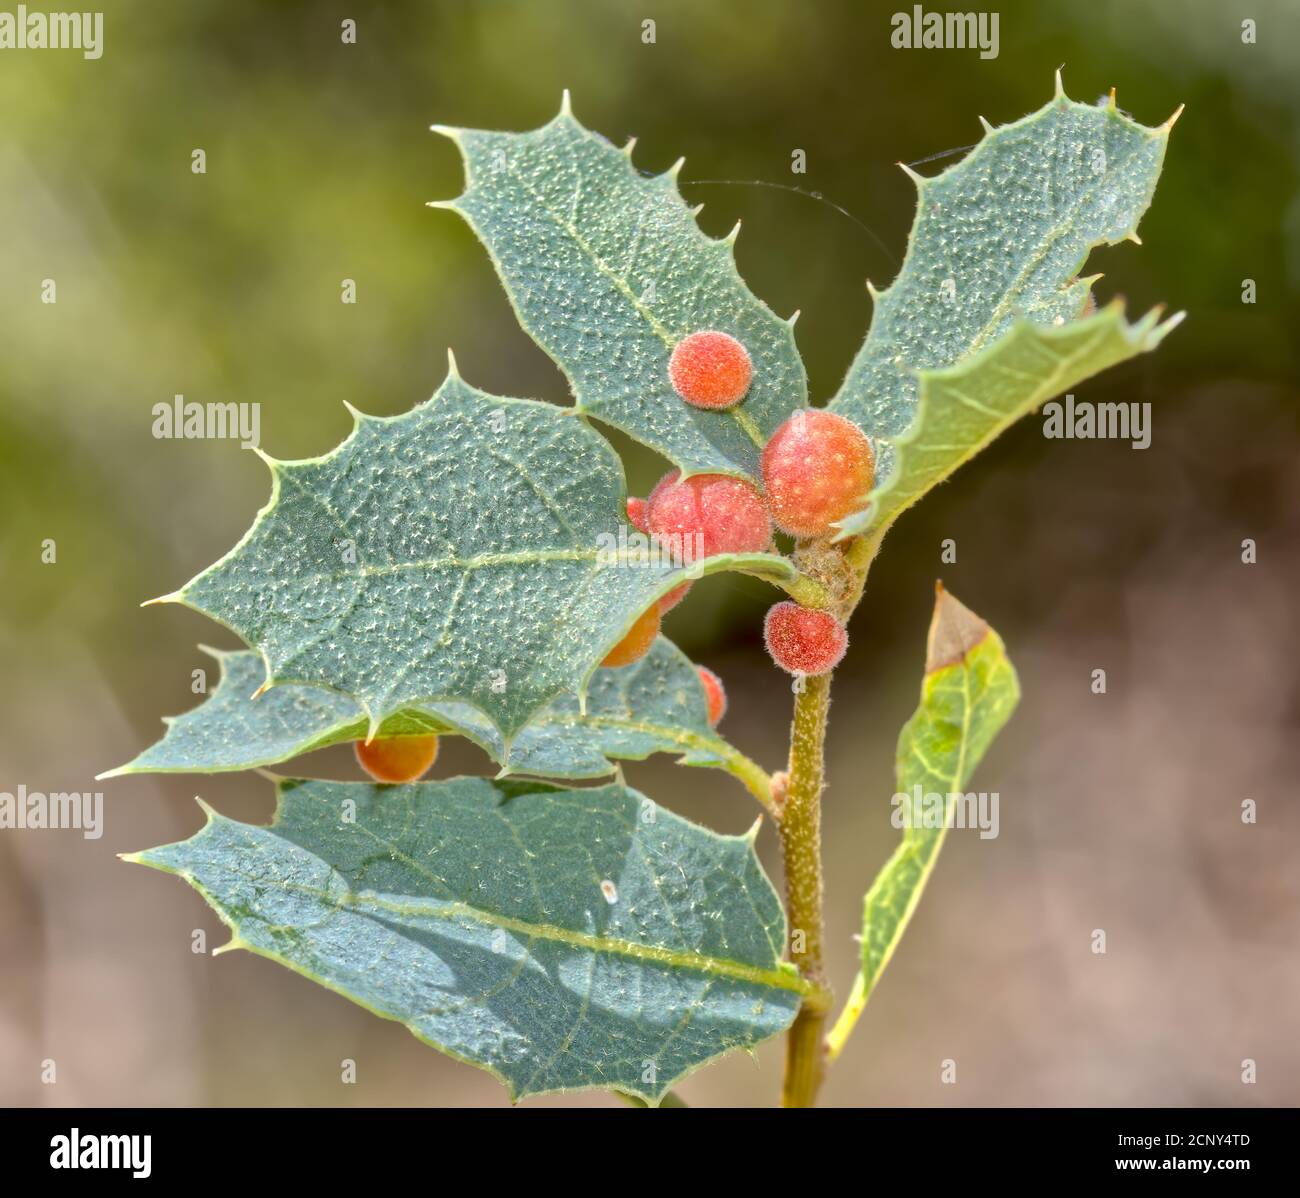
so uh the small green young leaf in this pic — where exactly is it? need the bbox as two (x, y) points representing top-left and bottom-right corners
(434, 96), (807, 479)
(834, 302), (1181, 538)
(126, 776), (806, 1103)
(156, 368), (792, 743)
(826, 585), (1019, 1059)
(102, 639), (762, 790)
(829, 81), (1181, 534)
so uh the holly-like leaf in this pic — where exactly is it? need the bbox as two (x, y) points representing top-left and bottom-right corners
(101, 639), (759, 788)
(826, 585), (1019, 1059)
(154, 367), (793, 743)
(833, 302), (1181, 538)
(829, 80), (1181, 535)
(433, 95), (807, 479)
(126, 776), (806, 1103)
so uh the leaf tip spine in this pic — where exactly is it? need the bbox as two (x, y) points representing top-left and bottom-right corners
(140, 590), (181, 608)
(251, 445), (281, 473)
(1054, 66), (1066, 100)
(559, 88), (573, 118)
(212, 934), (246, 958)
(897, 160), (926, 188)
(978, 115), (994, 135)
(1157, 309), (1187, 339)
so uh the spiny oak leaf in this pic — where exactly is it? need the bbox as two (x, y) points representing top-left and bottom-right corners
(829, 76), (1183, 536)
(126, 776), (807, 1103)
(103, 639), (754, 784)
(432, 93), (806, 480)
(152, 364), (793, 744)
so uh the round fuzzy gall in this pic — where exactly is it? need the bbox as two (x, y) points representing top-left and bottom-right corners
(761, 410), (875, 537)
(355, 734), (439, 783)
(626, 496), (649, 534)
(696, 665), (727, 726)
(602, 604), (660, 668)
(763, 601), (848, 676)
(668, 331), (753, 409)
(658, 581), (692, 613)
(646, 470), (772, 559)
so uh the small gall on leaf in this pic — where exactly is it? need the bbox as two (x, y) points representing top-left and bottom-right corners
(355, 734), (440, 783)
(668, 330), (753, 409)
(761, 410), (875, 537)
(626, 496), (649, 533)
(763, 602), (848, 676)
(647, 470), (772, 558)
(696, 666), (727, 726)
(658, 581), (692, 613)
(602, 605), (661, 668)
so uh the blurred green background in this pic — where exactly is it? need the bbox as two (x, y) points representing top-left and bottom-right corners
(2, 0), (1298, 1107)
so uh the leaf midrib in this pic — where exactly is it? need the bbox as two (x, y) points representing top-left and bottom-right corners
(200, 818), (809, 997)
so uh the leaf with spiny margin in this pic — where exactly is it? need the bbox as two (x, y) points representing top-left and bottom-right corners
(829, 82), (1180, 534)
(126, 776), (805, 1103)
(101, 638), (748, 784)
(827, 585), (1019, 1058)
(833, 302), (1181, 538)
(433, 96), (807, 479)
(160, 369), (792, 742)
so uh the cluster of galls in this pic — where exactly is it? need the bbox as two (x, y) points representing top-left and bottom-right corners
(609, 330), (874, 679)
(355, 333), (871, 784)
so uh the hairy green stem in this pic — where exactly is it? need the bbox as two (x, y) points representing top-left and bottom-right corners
(775, 532), (880, 1106)
(746, 568), (834, 610)
(779, 670), (833, 1107)
(717, 747), (779, 816)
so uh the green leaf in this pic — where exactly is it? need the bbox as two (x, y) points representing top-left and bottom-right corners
(101, 639), (762, 790)
(156, 367), (793, 742)
(826, 585), (1019, 1059)
(829, 81), (1181, 535)
(126, 776), (806, 1103)
(833, 302), (1181, 538)
(433, 95), (807, 479)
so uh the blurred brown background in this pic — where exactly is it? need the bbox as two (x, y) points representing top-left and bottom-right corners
(1, 0), (1297, 1107)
